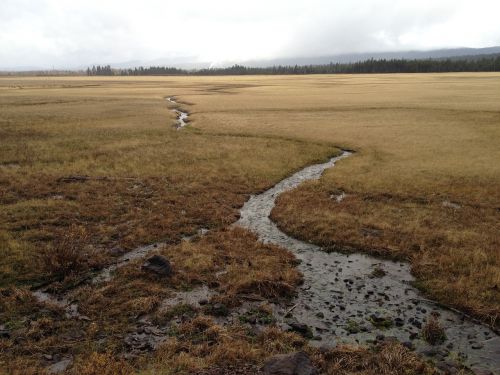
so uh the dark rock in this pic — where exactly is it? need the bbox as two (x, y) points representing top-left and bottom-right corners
(436, 360), (458, 374)
(471, 343), (484, 349)
(369, 314), (393, 328)
(206, 303), (229, 317)
(410, 319), (422, 329)
(394, 317), (404, 327)
(288, 321), (313, 339)
(0, 328), (10, 339)
(199, 299), (208, 305)
(421, 347), (439, 357)
(315, 312), (324, 319)
(402, 341), (414, 350)
(262, 351), (318, 375)
(142, 255), (173, 277)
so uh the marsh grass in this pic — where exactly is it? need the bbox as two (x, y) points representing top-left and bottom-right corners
(1, 73), (498, 372)
(421, 315), (446, 345)
(38, 225), (106, 282)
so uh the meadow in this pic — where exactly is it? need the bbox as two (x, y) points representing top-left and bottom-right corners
(0, 73), (498, 373)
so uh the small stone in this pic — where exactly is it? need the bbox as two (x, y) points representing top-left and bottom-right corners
(436, 360), (458, 374)
(402, 341), (414, 350)
(288, 321), (313, 339)
(394, 317), (404, 327)
(411, 320), (422, 329)
(208, 303), (229, 317)
(142, 255), (173, 277)
(471, 343), (484, 349)
(0, 328), (10, 339)
(262, 351), (318, 375)
(315, 312), (324, 318)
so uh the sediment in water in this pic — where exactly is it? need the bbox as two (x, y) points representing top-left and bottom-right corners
(236, 150), (499, 373)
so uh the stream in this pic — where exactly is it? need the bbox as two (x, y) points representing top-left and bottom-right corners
(166, 97), (188, 128)
(31, 98), (499, 373)
(236, 150), (499, 374)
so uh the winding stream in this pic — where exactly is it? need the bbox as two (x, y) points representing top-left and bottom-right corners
(236, 150), (499, 374)
(166, 97), (188, 128)
(31, 98), (499, 373)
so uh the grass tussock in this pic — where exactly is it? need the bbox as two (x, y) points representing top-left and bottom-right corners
(421, 315), (446, 345)
(158, 228), (302, 302)
(148, 317), (436, 375)
(38, 225), (107, 283)
(71, 352), (134, 375)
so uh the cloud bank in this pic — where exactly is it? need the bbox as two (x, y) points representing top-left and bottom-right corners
(1, 0), (499, 69)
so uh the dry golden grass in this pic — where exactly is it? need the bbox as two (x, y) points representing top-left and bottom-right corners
(0, 76), (333, 289)
(1, 73), (498, 372)
(177, 72), (499, 326)
(146, 319), (437, 375)
(0, 76), (334, 372)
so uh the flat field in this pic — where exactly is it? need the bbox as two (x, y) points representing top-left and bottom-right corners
(0, 73), (498, 373)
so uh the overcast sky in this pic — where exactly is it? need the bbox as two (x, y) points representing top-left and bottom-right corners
(1, 0), (500, 69)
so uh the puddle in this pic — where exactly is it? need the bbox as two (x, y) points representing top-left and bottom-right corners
(32, 290), (82, 319)
(92, 242), (166, 284)
(159, 285), (214, 311)
(236, 151), (499, 373)
(330, 191), (346, 203)
(442, 200), (461, 209)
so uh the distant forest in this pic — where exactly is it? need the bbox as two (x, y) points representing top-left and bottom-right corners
(88, 55), (500, 76)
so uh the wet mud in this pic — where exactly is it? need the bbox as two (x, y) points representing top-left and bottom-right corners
(236, 151), (499, 374)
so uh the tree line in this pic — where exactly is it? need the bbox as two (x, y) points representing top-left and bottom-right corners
(87, 55), (500, 76)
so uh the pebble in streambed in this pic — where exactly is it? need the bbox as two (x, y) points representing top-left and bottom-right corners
(236, 151), (500, 374)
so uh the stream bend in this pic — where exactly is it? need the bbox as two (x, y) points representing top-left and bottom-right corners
(236, 150), (499, 374)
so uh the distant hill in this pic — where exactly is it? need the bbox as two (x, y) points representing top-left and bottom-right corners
(2, 46), (500, 73)
(242, 47), (500, 67)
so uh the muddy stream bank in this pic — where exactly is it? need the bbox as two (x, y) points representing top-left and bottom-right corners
(236, 150), (499, 374)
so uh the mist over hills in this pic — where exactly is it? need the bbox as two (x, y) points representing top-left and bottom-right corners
(242, 46), (500, 68)
(98, 46), (500, 70)
(2, 46), (500, 72)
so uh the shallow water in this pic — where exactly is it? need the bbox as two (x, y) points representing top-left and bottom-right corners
(236, 151), (499, 373)
(166, 97), (188, 129)
(29, 104), (499, 371)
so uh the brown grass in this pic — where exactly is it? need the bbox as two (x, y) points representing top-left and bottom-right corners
(421, 315), (446, 345)
(0, 76), (333, 290)
(38, 225), (107, 283)
(2, 73), (498, 371)
(147, 318), (437, 375)
(183, 73), (499, 326)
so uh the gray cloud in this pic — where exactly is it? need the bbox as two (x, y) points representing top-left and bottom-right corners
(1, 0), (499, 69)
